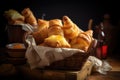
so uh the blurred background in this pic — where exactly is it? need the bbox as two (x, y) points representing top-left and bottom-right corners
(0, 0), (120, 58)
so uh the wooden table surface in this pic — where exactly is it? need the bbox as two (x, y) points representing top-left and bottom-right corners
(0, 57), (120, 80)
(87, 58), (120, 80)
(0, 47), (120, 80)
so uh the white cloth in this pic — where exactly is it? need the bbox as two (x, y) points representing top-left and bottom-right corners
(88, 56), (112, 74)
(25, 35), (85, 69)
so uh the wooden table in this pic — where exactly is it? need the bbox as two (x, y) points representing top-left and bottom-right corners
(0, 47), (120, 80)
(0, 57), (120, 80)
(87, 58), (120, 80)
(15, 60), (93, 80)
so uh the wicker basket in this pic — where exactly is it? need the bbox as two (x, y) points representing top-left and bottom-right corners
(24, 30), (97, 70)
(43, 40), (97, 71)
(45, 52), (89, 70)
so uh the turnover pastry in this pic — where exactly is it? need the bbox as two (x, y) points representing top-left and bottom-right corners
(21, 8), (37, 26)
(32, 19), (49, 45)
(37, 19), (49, 31)
(48, 19), (64, 36)
(62, 16), (84, 40)
(44, 35), (71, 48)
(70, 30), (93, 52)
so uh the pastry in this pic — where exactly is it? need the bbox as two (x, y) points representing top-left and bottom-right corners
(32, 19), (49, 45)
(48, 19), (64, 36)
(21, 8), (37, 26)
(62, 16), (84, 40)
(4, 9), (25, 25)
(49, 19), (63, 27)
(44, 35), (71, 48)
(70, 30), (93, 52)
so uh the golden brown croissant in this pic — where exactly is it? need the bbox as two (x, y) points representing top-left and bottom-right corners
(62, 16), (84, 40)
(32, 19), (49, 45)
(21, 8), (37, 26)
(49, 19), (63, 27)
(79, 30), (93, 45)
(44, 35), (71, 48)
(70, 30), (93, 52)
(48, 19), (64, 36)
(37, 19), (49, 31)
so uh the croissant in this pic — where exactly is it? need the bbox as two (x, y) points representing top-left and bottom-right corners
(37, 19), (49, 31)
(70, 30), (93, 52)
(79, 30), (93, 44)
(49, 19), (63, 27)
(21, 8), (37, 26)
(32, 19), (49, 45)
(44, 35), (71, 48)
(48, 19), (64, 36)
(62, 16), (84, 40)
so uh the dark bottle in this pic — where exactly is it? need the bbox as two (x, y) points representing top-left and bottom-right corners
(95, 22), (108, 59)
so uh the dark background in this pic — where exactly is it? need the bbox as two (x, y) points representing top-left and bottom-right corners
(0, 0), (120, 57)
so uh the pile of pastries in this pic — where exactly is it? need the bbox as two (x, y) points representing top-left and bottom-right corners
(4, 8), (94, 52)
(4, 8), (37, 26)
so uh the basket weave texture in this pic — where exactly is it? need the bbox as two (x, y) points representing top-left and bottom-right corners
(43, 39), (96, 70)
(45, 52), (89, 70)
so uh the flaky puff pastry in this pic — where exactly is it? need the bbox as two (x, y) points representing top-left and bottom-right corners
(48, 19), (64, 36)
(32, 19), (49, 45)
(44, 35), (71, 48)
(62, 16), (84, 40)
(70, 30), (93, 52)
(21, 8), (37, 26)
(49, 19), (63, 27)
(37, 19), (49, 31)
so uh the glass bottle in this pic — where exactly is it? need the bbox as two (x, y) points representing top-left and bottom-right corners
(95, 22), (108, 60)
